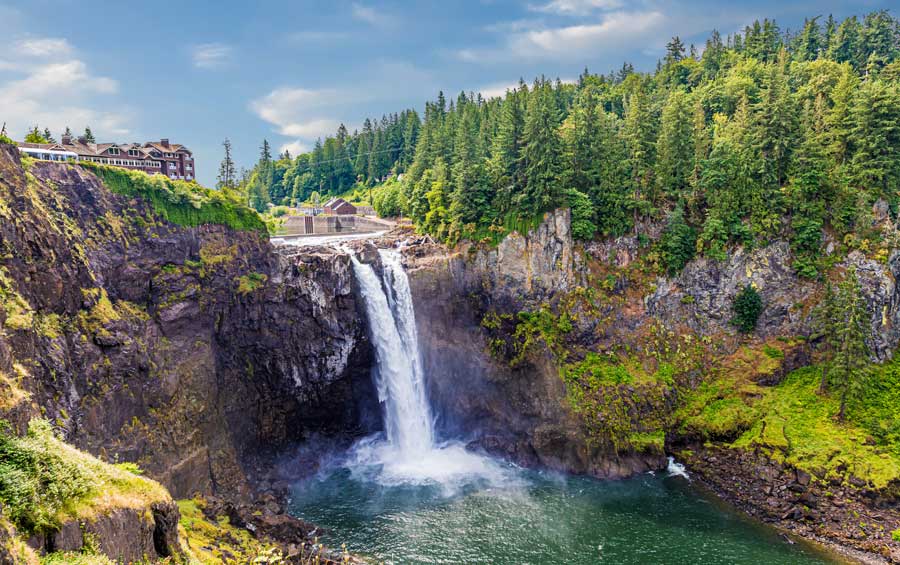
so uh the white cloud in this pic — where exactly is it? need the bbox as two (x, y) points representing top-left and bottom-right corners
(478, 81), (520, 99)
(14, 37), (73, 57)
(191, 43), (232, 69)
(529, 0), (623, 16)
(250, 60), (439, 153)
(0, 37), (130, 140)
(279, 140), (309, 156)
(250, 87), (347, 141)
(351, 3), (393, 27)
(460, 10), (666, 62)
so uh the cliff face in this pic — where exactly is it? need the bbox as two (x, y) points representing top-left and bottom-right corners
(399, 206), (900, 481)
(0, 145), (376, 503)
(401, 210), (661, 477)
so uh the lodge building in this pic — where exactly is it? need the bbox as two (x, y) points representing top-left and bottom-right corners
(17, 135), (195, 181)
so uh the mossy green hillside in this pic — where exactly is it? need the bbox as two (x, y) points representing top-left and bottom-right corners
(0, 419), (170, 534)
(681, 357), (900, 491)
(79, 161), (265, 233)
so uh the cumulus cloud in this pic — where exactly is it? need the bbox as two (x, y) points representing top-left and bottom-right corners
(250, 87), (348, 143)
(191, 43), (232, 69)
(460, 10), (666, 62)
(0, 37), (130, 139)
(279, 140), (309, 156)
(529, 0), (623, 16)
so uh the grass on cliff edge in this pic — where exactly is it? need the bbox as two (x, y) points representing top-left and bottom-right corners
(78, 161), (266, 233)
(0, 419), (170, 533)
(679, 353), (900, 490)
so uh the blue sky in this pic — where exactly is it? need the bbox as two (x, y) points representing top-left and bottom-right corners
(0, 0), (891, 185)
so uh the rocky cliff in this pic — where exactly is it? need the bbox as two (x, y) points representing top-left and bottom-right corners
(394, 206), (900, 561)
(0, 145), (378, 560)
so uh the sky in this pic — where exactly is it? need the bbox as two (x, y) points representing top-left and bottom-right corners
(0, 0), (892, 186)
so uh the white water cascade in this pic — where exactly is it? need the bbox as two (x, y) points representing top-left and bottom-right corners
(348, 248), (511, 488)
(351, 248), (434, 455)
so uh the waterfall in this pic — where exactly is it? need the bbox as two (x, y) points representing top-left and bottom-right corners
(350, 249), (434, 455)
(348, 246), (512, 488)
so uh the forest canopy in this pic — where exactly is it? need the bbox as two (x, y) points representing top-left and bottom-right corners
(238, 11), (900, 276)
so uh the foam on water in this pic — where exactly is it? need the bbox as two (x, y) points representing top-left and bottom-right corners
(667, 456), (690, 480)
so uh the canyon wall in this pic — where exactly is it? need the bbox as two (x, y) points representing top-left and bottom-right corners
(0, 145), (377, 502)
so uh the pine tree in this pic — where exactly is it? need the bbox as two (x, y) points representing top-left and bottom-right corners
(795, 17), (822, 61)
(520, 79), (563, 216)
(450, 104), (491, 227)
(832, 268), (869, 420)
(788, 96), (829, 277)
(623, 84), (655, 232)
(217, 138), (237, 190)
(812, 280), (841, 393)
(488, 88), (526, 215)
(848, 80), (900, 200)
(656, 89), (694, 197)
(829, 16), (862, 70)
(42, 128), (55, 143)
(83, 127), (95, 143)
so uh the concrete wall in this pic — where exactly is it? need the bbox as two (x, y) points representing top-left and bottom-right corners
(282, 214), (392, 235)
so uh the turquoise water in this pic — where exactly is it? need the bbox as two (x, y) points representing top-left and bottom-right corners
(289, 460), (839, 565)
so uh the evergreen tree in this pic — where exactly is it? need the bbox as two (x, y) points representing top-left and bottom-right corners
(42, 128), (55, 143)
(622, 84), (656, 231)
(520, 80), (563, 216)
(217, 138), (237, 190)
(449, 103), (491, 228)
(832, 268), (870, 420)
(661, 203), (697, 274)
(795, 17), (822, 61)
(788, 96), (829, 278)
(83, 127), (95, 143)
(24, 126), (48, 144)
(656, 89), (694, 197)
(488, 88), (526, 215)
(848, 80), (900, 200)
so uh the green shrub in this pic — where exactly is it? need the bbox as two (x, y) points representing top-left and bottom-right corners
(732, 284), (763, 334)
(0, 420), (95, 531)
(80, 162), (265, 232)
(0, 133), (12, 145)
(893, 528), (900, 542)
(565, 188), (597, 241)
(0, 419), (168, 534)
(661, 205), (697, 275)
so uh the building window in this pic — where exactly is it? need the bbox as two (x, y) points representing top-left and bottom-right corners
(128, 149), (139, 156)
(108, 148), (120, 155)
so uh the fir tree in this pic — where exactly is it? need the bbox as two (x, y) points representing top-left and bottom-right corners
(832, 268), (870, 420)
(217, 138), (237, 190)
(83, 127), (95, 143)
(520, 79), (564, 216)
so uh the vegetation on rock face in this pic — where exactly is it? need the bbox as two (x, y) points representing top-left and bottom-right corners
(79, 161), (266, 233)
(731, 284), (763, 333)
(0, 419), (169, 534)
